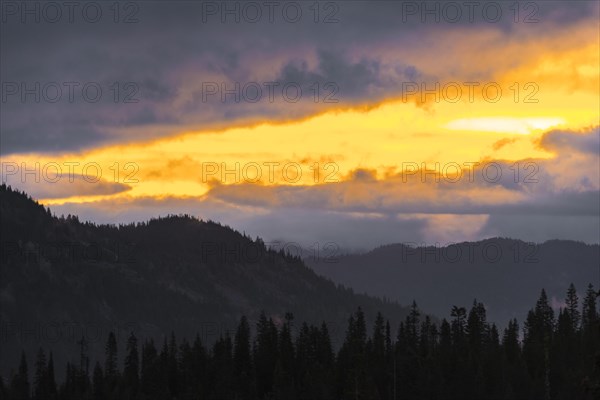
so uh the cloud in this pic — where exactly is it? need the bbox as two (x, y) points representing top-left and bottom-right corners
(2, 1), (598, 246)
(492, 138), (519, 151)
(2, 1), (598, 155)
(4, 118), (598, 246)
(44, 189), (600, 249)
(44, 194), (428, 251)
(478, 214), (600, 244)
(538, 126), (600, 156)
(532, 127), (600, 193)
(202, 164), (599, 217)
(0, 174), (131, 200)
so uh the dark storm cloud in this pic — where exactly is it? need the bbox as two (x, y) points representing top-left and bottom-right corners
(1, 0), (597, 154)
(274, 49), (421, 99)
(0, 111), (108, 154)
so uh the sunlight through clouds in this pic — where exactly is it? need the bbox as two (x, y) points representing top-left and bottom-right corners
(445, 117), (566, 135)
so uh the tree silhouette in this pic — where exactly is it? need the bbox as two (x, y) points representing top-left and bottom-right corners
(4, 283), (598, 400)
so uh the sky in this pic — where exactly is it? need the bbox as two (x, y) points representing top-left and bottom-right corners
(1, 0), (599, 251)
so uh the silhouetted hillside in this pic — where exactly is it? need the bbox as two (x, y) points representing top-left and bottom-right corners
(0, 185), (409, 378)
(307, 238), (599, 326)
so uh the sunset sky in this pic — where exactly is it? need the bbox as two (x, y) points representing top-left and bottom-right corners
(1, 0), (599, 249)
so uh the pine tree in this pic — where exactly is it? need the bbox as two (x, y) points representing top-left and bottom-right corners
(210, 335), (234, 400)
(105, 332), (118, 378)
(104, 332), (119, 399)
(317, 322), (335, 369)
(77, 335), (90, 392)
(178, 338), (193, 398)
(158, 339), (171, 397)
(140, 339), (164, 399)
(167, 332), (178, 397)
(438, 318), (455, 393)
(406, 301), (421, 347)
(46, 353), (57, 400)
(502, 319), (528, 399)
(295, 322), (313, 397)
(179, 336), (207, 399)
(536, 289), (555, 336)
(92, 362), (104, 400)
(524, 289), (555, 400)
(191, 335), (208, 396)
(294, 321), (334, 399)
(565, 283), (581, 331)
(503, 319), (520, 364)
(33, 348), (47, 400)
(582, 284), (598, 333)
(279, 313), (295, 374)
(123, 332), (140, 398)
(466, 300), (487, 354)
(0, 376), (7, 400)
(61, 362), (77, 399)
(337, 307), (376, 399)
(254, 312), (279, 398)
(482, 323), (502, 398)
(384, 320), (394, 400)
(234, 316), (254, 399)
(582, 284), (600, 386)
(11, 351), (30, 400)
(273, 313), (295, 399)
(368, 312), (388, 399)
(451, 305), (467, 346)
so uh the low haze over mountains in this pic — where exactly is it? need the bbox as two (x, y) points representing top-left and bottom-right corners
(307, 239), (599, 326)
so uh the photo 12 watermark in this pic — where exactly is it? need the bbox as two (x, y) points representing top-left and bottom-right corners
(0, 1), (140, 24)
(401, 81), (539, 104)
(398, 240), (540, 264)
(200, 1), (341, 24)
(399, 1), (540, 24)
(1, 81), (140, 104)
(0, 320), (142, 345)
(200, 161), (340, 184)
(1, 161), (140, 184)
(1, 240), (137, 265)
(399, 161), (539, 184)
(200, 81), (339, 104)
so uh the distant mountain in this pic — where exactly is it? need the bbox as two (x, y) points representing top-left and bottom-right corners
(0, 185), (409, 378)
(306, 238), (599, 327)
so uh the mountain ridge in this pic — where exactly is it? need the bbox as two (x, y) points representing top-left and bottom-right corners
(306, 234), (599, 328)
(0, 185), (410, 378)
